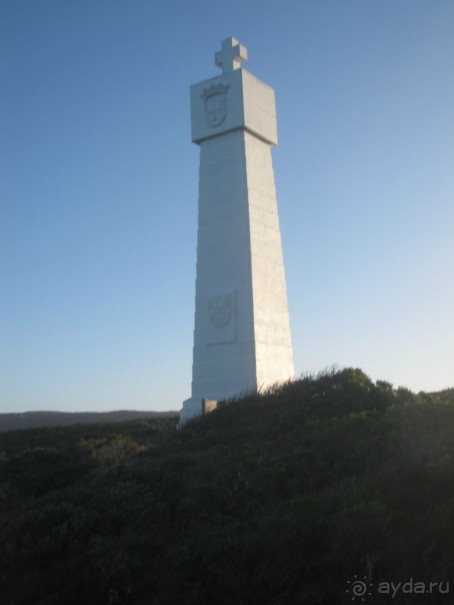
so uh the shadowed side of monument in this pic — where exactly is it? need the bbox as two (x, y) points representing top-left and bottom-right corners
(180, 37), (294, 425)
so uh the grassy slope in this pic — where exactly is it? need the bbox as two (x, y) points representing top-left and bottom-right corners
(0, 369), (453, 605)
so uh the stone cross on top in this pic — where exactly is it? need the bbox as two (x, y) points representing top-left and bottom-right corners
(215, 37), (248, 73)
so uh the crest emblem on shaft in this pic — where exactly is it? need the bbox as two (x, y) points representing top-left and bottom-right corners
(208, 295), (231, 328)
(201, 83), (230, 128)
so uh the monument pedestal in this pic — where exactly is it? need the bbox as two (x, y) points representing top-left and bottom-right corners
(180, 38), (294, 425)
(180, 397), (204, 425)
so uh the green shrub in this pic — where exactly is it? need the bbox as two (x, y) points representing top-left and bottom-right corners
(0, 370), (453, 604)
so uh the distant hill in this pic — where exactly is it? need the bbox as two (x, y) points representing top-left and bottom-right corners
(0, 368), (453, 604)
(0, 409), (178, 431)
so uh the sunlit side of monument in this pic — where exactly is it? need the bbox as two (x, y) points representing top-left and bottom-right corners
(180, 37), (294, 425)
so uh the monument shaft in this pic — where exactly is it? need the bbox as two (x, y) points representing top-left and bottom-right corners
(180, 38), (293, 423)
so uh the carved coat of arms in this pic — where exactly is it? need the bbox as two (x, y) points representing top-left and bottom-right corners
(201, 83), (230, 128)
(208, 295), (231, 328)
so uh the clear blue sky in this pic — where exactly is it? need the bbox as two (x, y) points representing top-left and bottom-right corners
(1, 0), (453, 413)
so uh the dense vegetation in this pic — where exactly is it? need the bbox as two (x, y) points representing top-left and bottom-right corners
(1, 369), (453, 604)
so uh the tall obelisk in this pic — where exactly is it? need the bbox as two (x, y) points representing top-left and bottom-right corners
(180, 37), (294, 424)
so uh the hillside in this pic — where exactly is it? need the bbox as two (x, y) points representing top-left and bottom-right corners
(0, 369), (453, 604)
(0, 410), (178, 432)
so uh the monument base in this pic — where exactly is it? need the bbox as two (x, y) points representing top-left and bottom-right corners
(179, 397), (203, 426)
(179, 397), (220, 426)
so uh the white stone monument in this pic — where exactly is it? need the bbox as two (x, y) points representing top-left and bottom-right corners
(180, 37), (294, 424)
